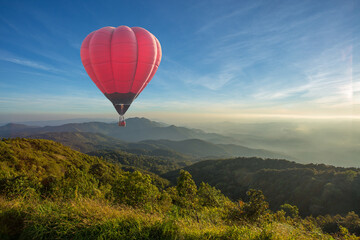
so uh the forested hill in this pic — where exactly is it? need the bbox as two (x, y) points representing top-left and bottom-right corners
(2, 138), (349, 239)
(163, 157), (360, 217)
(1, 138), (360, 239)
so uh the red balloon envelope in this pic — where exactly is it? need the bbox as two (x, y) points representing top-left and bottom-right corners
(80, 26), (162, 126)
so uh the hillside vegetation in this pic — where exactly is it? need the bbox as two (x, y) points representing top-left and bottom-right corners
(163, 158), (360, 217)
(88, 149), (190, 174)
(2, 138), (358, 239)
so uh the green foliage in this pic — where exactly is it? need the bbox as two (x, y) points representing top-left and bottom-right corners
(174, 170), (198, 209)
(242, 189), (269, 221)
(0, 197), (337, 240)
(316, 212), (360, 236)
(112, 171), (160, 209)
(1, 176), (41, 200)
(89, 149), (190, 175)
(53, 166), (101, 199)
(0, 205), (26, 240)
(227, 189), (270, 223)
(280, 203), (299, 218)
(0, 138), (359, 239)
(163, 157), (360, 217)
(197, 182), (230, 208)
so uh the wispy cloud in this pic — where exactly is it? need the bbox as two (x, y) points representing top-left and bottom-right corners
(0, 94), (110, 113)
(0, 48), (85, 78)
(0, 49), (53, 69)
(251, 38), (358, 110)
(195, 2), (260, 34)
(1, 57), (55, 71)
(188, 1), (359, 113)
(177, 2), (334, 98)
(183, 63), (242, 90)
(0, 16), (21, 34)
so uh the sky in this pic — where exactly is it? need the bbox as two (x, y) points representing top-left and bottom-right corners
(0, 0), (359, 124)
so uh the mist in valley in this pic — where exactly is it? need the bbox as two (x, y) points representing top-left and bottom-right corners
(189, 120), (360, 168)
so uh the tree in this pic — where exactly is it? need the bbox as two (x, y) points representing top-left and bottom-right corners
(197, 182), (229, 208)
(175, 170), (197, 209)
(280, 203), (299, 218)
(242, 189), (269, 221)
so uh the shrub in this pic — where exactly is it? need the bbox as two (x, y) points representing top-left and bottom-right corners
(112, 171), (160, 210)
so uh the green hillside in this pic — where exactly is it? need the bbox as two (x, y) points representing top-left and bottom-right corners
(88, 149), (190, 174)
(1, 138), (355, 239)
(163, 157), (360, 217)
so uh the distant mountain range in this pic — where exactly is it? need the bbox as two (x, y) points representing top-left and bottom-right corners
(138, 139), (289, 159)
(0, 118), (116, 127)
(0, 118), (233, 143)
(0, 118), (291, 160)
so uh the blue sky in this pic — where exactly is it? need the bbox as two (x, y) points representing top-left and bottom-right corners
(0, 0), (359, 123)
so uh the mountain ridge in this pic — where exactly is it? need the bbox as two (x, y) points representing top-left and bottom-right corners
(0, 117), (236, 143)
(25, 131), (290, 160)
(1, 118), (291, 160)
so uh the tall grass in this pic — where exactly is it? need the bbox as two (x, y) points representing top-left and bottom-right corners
(0, 197), (339, 240)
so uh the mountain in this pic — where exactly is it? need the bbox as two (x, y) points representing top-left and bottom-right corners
(0, 123), (37, 135)
(0, 117), (235, 143)
(1, 118), (291, 160)
(139, 139), (229, 158)
(29, 132), (127, 153)
(0, 118), (116, 127)
(0, 137), (121, 180)
(0, 138), (169, 188)
(162, 157), (360, 217)
(139, 139), (290, 159)
(26, 132), (191, 160)
(27, 131), (289, 161)
(0, 118), (163, 139)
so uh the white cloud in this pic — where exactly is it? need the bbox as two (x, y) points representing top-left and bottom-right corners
(196, 2), (260, 34)
(1, 57), (54, 71)
(0, 49), (60, 72)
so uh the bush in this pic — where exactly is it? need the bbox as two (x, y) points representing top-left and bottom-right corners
(112, 171), (160, 210)
(197, 182), (230, 208)
(2, 176), (40, 200)
(280, 203), (299, 218)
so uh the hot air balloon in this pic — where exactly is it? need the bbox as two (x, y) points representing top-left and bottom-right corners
(80, 26), (162, 126)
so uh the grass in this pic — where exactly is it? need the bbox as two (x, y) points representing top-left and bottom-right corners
(0, 197), (338, 240)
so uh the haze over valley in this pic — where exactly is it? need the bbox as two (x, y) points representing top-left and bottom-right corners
(2, 117), (359, 167)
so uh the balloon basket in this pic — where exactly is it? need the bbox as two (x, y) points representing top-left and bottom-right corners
(118, 115), (126, 127)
